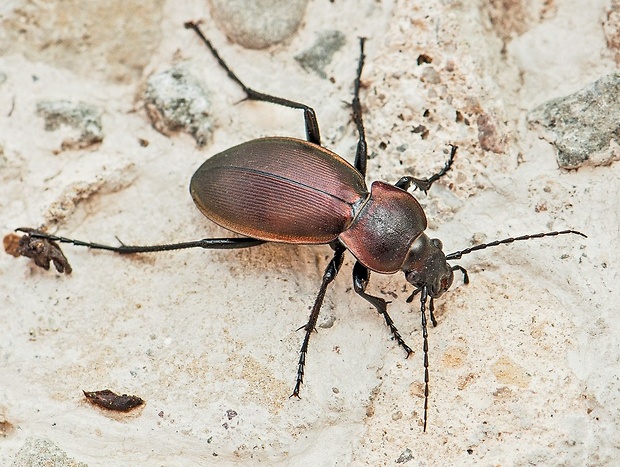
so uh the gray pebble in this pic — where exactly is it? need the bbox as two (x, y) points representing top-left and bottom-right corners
(295, 30), (346, 79)
(36, 100), (103, 150)
(210, 0), (308, 49)
(11, 438), (88, 467)
(396, 448), (414, 464)
(144, 66), (213, 147)
(527, 72), (620, 168)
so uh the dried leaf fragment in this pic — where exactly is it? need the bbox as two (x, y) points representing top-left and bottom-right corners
(83, 389), (144, 412)
(4, 228), (72, 274)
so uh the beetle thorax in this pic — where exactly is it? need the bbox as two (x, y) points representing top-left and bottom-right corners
(402, 233), (453, 298)
(338, 181), (427, 274)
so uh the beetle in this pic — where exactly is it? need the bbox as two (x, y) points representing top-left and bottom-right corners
(11, 21), (585, 431)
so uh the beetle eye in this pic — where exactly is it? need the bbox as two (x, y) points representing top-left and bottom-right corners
(431, 238), (443, 250)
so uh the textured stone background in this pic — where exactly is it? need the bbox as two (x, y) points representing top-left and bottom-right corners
(1, 0), (618, 465)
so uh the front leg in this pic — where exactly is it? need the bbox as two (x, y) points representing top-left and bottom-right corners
(352, 261), (413, 356)
(395, 145), (457, 194)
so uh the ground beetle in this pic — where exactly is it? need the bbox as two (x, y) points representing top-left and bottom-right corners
(11, 21), (585, 431)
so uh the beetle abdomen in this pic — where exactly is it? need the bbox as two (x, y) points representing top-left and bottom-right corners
(190, 137), (368, 244)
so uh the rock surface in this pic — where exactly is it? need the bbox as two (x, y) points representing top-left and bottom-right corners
(0, 0), (617, 465)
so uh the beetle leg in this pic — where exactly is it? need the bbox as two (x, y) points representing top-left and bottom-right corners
(352, 261), (414, 357)
(13, 229), (265, 273)
(291, 243), (346, 398)
(351, 38), (368, 178)
(184, 21), (321, 145)
(395, 144), (457, 194)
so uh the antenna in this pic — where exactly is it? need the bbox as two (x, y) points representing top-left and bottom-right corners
(446, 230), (586, 261)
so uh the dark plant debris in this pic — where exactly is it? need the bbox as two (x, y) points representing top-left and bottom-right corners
(83, 389), (144, 412)
(4, 228), (72, 274)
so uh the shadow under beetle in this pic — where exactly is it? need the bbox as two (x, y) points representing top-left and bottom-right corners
(12, 21), (586, 432)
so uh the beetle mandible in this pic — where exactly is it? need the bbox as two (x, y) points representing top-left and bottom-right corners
(12, 21), (586, 432)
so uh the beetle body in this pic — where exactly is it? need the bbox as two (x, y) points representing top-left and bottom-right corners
(191, 136), (430, 274)
(11, 23), (585, 432)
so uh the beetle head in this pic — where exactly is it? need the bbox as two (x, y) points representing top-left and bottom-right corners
(402, 233), (453, 298)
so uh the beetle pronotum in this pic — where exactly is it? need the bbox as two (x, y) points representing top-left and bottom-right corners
(10, 21), (585, 431)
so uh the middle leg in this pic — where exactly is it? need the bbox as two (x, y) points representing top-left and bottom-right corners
(291, 242), (346, 397)
(185, 21), (321, 145)
(351, 38), (369, 178)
